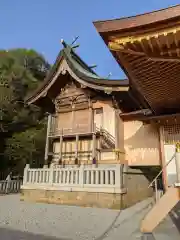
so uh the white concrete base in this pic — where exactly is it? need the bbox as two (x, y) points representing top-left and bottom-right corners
(174, 182), (180, 187)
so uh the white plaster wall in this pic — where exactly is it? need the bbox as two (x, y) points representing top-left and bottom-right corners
(124, 121), (160, 166)
(102, 104), (115, 137)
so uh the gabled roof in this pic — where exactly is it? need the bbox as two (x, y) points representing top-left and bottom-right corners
(26, 40), (129, 106)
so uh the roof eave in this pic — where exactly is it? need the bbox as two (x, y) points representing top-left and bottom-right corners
(26, 45), (130, 106)
(93, 4), (180, 36)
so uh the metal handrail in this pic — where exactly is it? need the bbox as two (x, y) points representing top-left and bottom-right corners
(148, 153), (175, 188)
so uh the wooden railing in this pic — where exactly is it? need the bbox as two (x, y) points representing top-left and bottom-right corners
(50, 123), (93, 136)
(49, 115), (94, 136)
(49, 114), (103, 136)
(0, 180), (22, 194)
(22, 164), (125, 194)
(149, 153), (175, 202)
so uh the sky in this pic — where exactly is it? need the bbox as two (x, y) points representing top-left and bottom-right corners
(0, 0), (180, 79)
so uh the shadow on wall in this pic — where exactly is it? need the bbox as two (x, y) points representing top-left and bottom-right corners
(124, 121), (160, 165)
(129, 166), (162, 184)
(169, 200), (180, 234)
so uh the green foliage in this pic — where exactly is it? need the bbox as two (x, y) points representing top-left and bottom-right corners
(4, 121), (46, 174)
(0, 48), (50, 173)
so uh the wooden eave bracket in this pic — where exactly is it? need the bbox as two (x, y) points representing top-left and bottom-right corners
(109, 41), (180, 63)
(112, 25), (180, 46)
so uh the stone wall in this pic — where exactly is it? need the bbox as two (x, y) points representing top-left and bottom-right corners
(123, 167), (154, 208)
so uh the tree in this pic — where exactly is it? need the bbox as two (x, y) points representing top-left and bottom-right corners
(0, 48), (50, 173)
(4, 121), (46, 174)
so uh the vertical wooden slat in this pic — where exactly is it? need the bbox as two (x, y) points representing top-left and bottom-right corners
(75, 135), (79, 164)
(92, 133), (96, 163)
(63, 170), (66, 184)
(99, 170), (102, 185)
(175, 144), (180, 183)
(44, 114), (52, 165)
(89, 106), (93, 132)
(90, 170), (94, 184)
(71, 105), (75, 128)
(114, 109), (120, 162)
(95, 171), (99, 184)
(110, 170), (114, 185)
(59, 135), (63, 163)
(86, 171), (89, 184)
(159, 126), (168, 190)
(105, 170), (109, 185)
(43, 171), (46, 183)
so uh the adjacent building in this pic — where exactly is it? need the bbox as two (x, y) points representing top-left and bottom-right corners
(94, 4), (180, 233)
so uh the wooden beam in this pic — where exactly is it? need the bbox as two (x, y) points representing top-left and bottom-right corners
(89, 101), (93, 132)
(114, 109), (123, 162)
(75, 135), (79, 164)
(57, 104), (89, 113)
(44, 114), (52, 165)
(71, 104), (75, 128)
(115, 109), (120, 149)
(92, 133), (97, 164)
(114, 25), (180, 46)
(159, 126), (168, 190)
(59, 135), (63, 164)
(109, 41), (180, 63)
(146, 37), (154, 53)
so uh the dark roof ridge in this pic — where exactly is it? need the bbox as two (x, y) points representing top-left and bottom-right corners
(93, 4), (180, 24)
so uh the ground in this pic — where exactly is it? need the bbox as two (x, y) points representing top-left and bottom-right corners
(0, 195), (179, 240)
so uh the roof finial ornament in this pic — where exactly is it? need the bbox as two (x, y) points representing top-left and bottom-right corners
(107, 72), (112, 79)
(60, 39), (67, 48)
(89, 64), (97, 69)
(71, 36), (80, 49)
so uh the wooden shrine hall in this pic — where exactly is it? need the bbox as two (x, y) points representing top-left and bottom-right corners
(21, 39), (156, 209)
(26, 39), (146, 167)
(94, 4), (180, 235)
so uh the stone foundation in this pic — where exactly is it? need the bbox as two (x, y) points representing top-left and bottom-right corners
(21, 166), (153, 209)
(21, 190), (124, 209)
(21, 188), (152, 209)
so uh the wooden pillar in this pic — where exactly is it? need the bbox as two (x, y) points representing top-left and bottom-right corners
(44, 114), (51, 166)
(88, 99), (93, 132)
(59, 135), (63, 165)
(114, 109), (120, 162)
(159, 126), (168, 190)
(175, 143), (180, 184)
(75, 135), (79, 165)
(71, 104), (75, 129)
(92, 133), (96, 164)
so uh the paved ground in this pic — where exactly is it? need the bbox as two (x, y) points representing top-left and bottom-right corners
(0, 195), (179, 240)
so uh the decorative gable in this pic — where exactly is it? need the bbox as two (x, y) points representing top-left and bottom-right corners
(54, 81), (89, 112)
